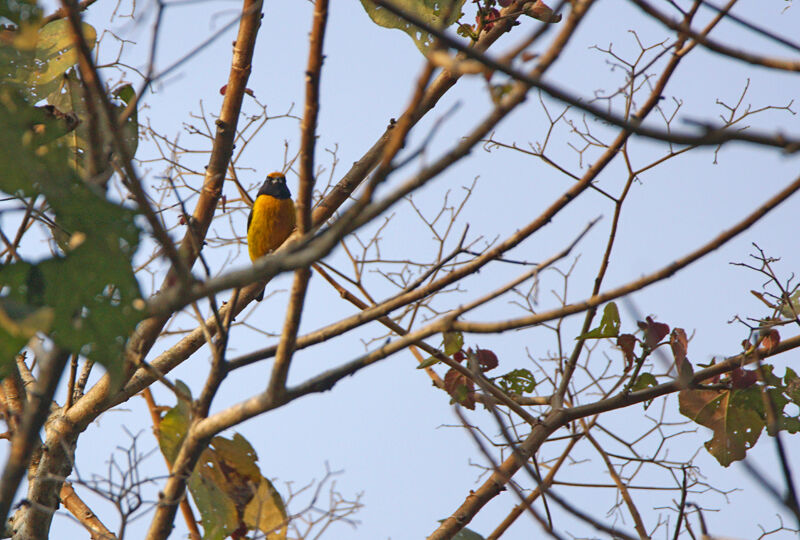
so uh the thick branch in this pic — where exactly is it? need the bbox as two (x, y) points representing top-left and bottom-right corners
(0, 348), (70, 528)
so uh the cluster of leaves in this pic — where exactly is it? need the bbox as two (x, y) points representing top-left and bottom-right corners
(582, 302), (797, 467)
(680, 364), (799, 466)
(359, 0), (560, 53)
(0, 0), (142, 376)
(419, 331), (536, 409)
(158, 383), (288, 540)
(458, 0), (561, 40)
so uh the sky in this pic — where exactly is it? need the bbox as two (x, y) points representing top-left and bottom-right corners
(5, 0), (800, 539)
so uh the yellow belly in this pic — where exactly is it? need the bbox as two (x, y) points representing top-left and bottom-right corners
(247, 196), (296, 261)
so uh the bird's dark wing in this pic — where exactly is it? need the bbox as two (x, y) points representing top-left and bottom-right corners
(247, 206), (253, 233)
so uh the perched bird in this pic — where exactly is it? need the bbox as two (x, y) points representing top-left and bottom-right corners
(247, 172), (296, 300)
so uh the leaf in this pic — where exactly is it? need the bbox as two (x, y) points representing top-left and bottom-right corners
(452, 526), (486, 540)
(443, 330), (464, 356)
(784, 367), (800, 405)
(781, 416), (800, 434)
(48, 72), (139, 180)
(474, 348), (498, 372)
(417, 355), (440, 369)
(475, 7), (500, 31)
(359, 0), (467, 54)
(616, 333), (636, 369)
(669, 327), (693, 385)
(632, 372), (657, 391)
(730, 368), (757, 389)
(5, 19), (97, 103)
(577, 302), (620, 339)
(496, 368), (536, 395)
(761, 329), (780, 352)
(157, 381), (193, 463)
(0, 0), (41, 26)
(521, 0), (562, 23)
(632, 372), (657, 409)
(436, 522), (486, 540)
(778, 290), (800, 319)
(0, 298), (54, 372)
(0, 298), (54, 338)
(679, 387), (764, 467)
(243, 477), (288, 539)
(669, 328), (688, 366)
(637, 316), (669, 348)
(444, 368), (475, 410)
(0, 89), (143, 376)
(756, 363), (783, 387)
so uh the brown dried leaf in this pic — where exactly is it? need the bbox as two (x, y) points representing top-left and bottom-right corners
(761, 329), (780, 352)
(522, 0), (562, 23)
(670, 328), (689, 368)
(616, 333), (636, 369)
(637, 316), (669, 348)
(444, 368), (476, 410)
(475, 348), (498, 372)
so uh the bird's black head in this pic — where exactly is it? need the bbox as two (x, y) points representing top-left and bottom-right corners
(257, 172), (291, 200)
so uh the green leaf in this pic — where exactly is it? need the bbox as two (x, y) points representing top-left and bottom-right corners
(784, 367), (800, 405)
(632, 372), (657, 391)
(48, 72), (139, 180)
(577, 302), (620, 339)
(437, 521), (485, 540)
(443, 330), (463, 356)
(0, 298), (54, 373)
(359, 0), (467, 53)
(417, 355), (440, 369)
(496, 368), (536, 395)
(631, 372), (657, 409)
(4, 19), (97, 103)
(779, 290), (800, 319)
(0, 88), (143, 376)
(157, 381), (193, 463)
(452, 527), (486, 540)
(679, 387), (764, 467)
(0, 0), (41, 26)
(781, 415), (800, 434)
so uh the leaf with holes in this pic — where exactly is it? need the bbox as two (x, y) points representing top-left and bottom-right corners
(359, 0), (467, 54)
(5, 19), (97, 103)
(784, 367), (800, 405)
(158, 385), (287, 540)
(679, 387), (764, 467)
(496, 368), (536, 395)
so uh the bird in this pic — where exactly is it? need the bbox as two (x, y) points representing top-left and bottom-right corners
(247, 172), (296, 301)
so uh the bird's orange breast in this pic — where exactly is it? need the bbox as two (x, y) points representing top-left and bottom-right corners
(247, 195), (296, 261)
